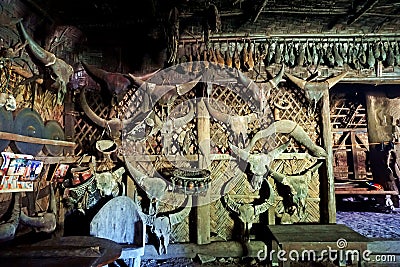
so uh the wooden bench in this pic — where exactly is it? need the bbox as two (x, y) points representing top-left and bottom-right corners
(90, 196), (145, 267)
(267, 224), (370, 267)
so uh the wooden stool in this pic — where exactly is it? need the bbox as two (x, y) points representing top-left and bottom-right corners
(267, 224), (370, 267)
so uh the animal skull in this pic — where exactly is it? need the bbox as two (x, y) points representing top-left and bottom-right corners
(95, 167), (125, 197)
(269, 162), (323, 220)
(229, 141), (289, 191)
(137, 196), (192, 254)
(205, 99), (258, 146)
(17, 21), (73, 105)
(224, 180), (275, 241)
(285, 71), (348, 114)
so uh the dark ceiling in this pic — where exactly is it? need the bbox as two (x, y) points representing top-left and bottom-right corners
(22, 0), (400, 46)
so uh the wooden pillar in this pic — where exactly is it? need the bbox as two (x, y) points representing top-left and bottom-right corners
(321, 89), (336, 223)
(64, 88), (75, 156)
(195, 98), (211, 244)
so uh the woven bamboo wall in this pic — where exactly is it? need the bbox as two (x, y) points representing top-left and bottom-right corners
(73, 66), (324, 242)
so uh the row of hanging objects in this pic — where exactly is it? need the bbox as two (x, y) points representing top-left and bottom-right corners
(175, 38), (400, 72)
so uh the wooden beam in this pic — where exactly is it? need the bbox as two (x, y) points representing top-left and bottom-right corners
(195, 98), (211, 245)
(0, 131), (76, 147)
(347, 0), (380, 25)
(253, 0), (268, 23)
(321, 89), (336, 223)
(335, 190), (398, 195)
(142, 241), (266, 259)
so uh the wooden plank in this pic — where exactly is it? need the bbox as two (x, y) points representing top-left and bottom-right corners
(321, 89), (336, 223)
(335, 190), (398, 195)
(0, 131), (75, 147)
(124, 155), (198, 162)
(142, 241), (266, 259)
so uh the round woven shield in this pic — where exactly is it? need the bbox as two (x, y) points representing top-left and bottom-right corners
(13, 108), (44, 156)
(0, 106), (13, 152)
(43, 120), (65, 156)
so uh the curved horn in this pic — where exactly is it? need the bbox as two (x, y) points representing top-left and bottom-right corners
(17, 21), (56, 65)
(122, 109), (154, 133)
(224, 194), (241, 213)
(137, 209), (156, 226)
(0, 193), (21, 242)
(265, 64), (285, 90)
(20, 186), (57, 233)
(254, 180), (275, 215)
(124, 157), (148, 185)
(269, 168), (287, 184)
(229, 142), (250, 161)
(204, 100), (231, 124)
(285, 72), (307, 90)
(246, 123), (277, 151)
(326, 71), (348, 89)
(80, 87), (108, 127)
(81, 61), (109, 85)
(81, 61), (132, 100)
(170, 101), (195, 129)
(268, 141), (290, 160)
(175, 75), (202, 96)
(276, 120), (327, 157)
(134, 68), (161, 81)
(169, 196), (192, 225)
(127, 74), (201, 101)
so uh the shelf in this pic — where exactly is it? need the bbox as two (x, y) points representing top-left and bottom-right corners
(0, 131), (75, 147)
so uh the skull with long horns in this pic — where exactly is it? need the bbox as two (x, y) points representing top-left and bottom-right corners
(136, 195), (192, 255)
(17, 21), (74, 105)
(224, 180), (275, 241)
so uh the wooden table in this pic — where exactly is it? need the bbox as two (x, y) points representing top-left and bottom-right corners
(267, 224), (370, 267)
(0, 236), (122, 267)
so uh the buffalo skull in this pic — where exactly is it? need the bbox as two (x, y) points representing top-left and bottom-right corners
(224, 180), (275, 241)
(17, 21), (74, 105)
(136, 196), (192, 255)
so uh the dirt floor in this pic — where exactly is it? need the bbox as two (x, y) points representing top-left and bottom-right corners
(140, 197), (400, 267)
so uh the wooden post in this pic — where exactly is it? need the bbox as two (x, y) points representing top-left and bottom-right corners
(64, 88), (75, 156)
(195, 98), (211, 244)
(321, 89), (336, 223)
